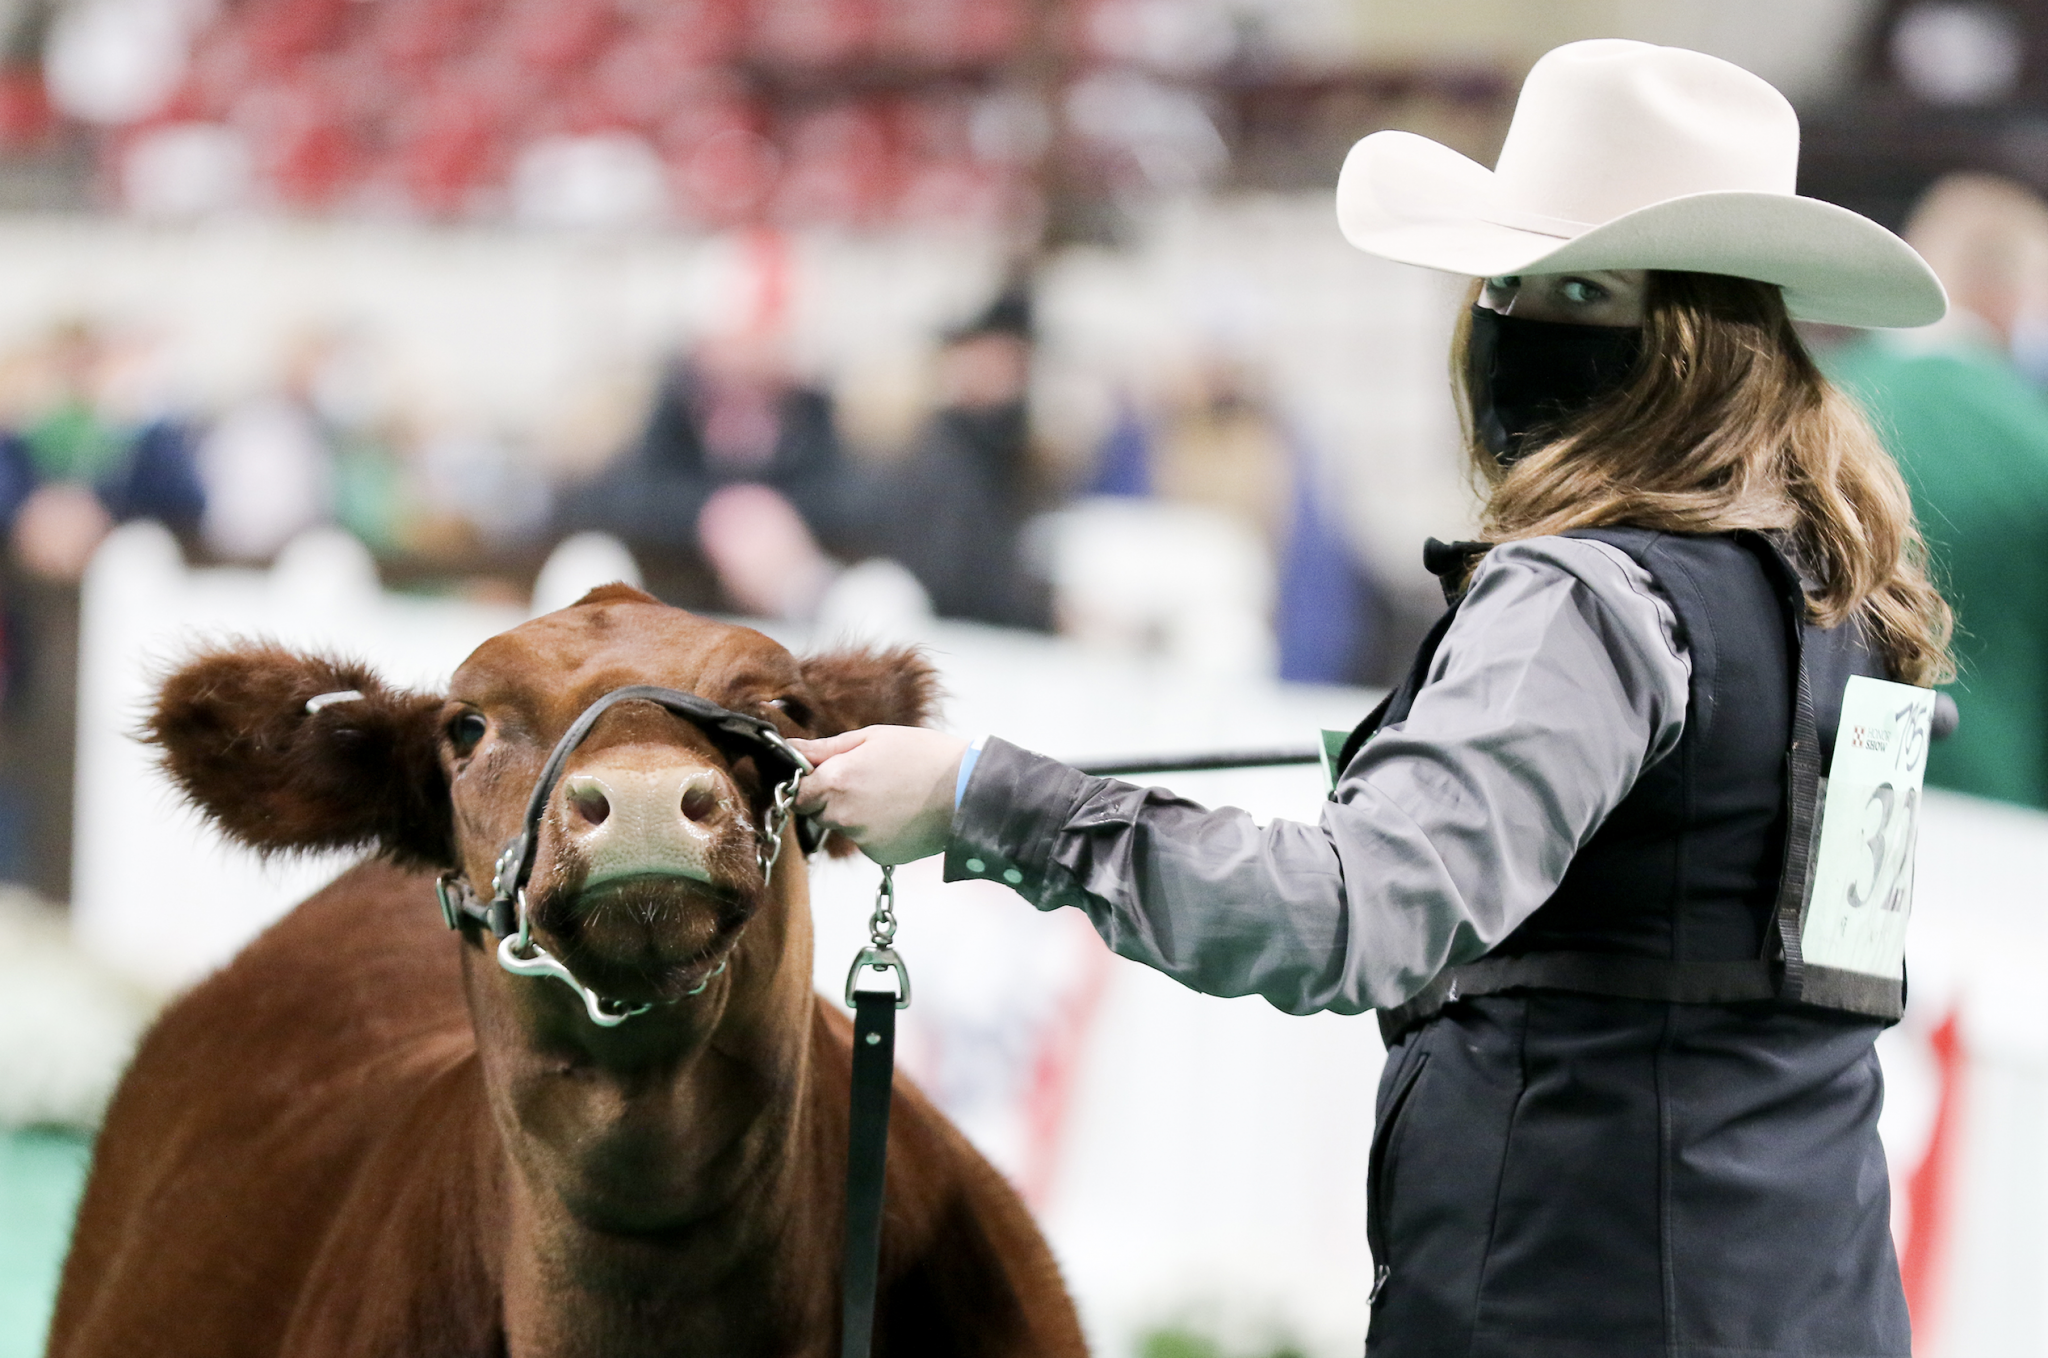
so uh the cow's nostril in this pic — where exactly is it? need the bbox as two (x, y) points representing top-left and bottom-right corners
(569, 784), (611, 828)
(680, 783), (719, 823)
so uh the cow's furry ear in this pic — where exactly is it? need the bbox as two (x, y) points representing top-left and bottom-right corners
(146, 645), (454, 869)
(799, 645), (940, 737)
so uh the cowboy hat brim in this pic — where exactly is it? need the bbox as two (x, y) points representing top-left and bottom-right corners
(1337, 131), (1947, 329)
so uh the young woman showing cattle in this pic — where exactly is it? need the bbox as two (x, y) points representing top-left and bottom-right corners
(795, 41), (1954, 1358)
(48, 590), (1086, 1356)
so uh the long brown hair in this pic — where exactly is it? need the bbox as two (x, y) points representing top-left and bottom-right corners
(1456, 271), (1954, 685)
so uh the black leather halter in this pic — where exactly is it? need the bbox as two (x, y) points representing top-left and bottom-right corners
(435, 686), (819, 1023)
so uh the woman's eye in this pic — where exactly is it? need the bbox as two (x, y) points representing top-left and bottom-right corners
(448, 712), (487, 755)
(1561, 278), (1607, 305)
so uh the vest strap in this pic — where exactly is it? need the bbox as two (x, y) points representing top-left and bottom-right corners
(1769, 635), (1823, 1005)
(1377, 952), (1779, 1044)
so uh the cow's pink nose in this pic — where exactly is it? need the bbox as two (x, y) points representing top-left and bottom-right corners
(561, 766), (729, 888)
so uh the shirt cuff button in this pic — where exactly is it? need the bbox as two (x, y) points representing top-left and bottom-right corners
(1002, 868), (1023, 885)
(964, 857), (986, 874)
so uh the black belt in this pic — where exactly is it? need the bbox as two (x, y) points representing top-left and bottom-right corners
(1377, 951), (1779, 1044)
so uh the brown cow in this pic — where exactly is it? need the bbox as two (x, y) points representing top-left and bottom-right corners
(47, 585), (1087, 1358)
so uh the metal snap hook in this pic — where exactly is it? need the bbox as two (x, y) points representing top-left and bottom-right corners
(843, 865), (910, 1009)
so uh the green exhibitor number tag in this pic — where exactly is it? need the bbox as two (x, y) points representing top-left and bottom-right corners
(1320, 728), (1352, 792)
(1802, 675), (1935, 981)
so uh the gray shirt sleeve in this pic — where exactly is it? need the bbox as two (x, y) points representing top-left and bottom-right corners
(942, 536), (1692, 1015)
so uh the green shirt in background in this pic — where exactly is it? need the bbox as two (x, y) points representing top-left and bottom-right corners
(1825, 332), (2048, 809)
(22, 401), (130, 487)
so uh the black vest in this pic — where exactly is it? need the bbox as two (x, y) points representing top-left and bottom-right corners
(1347, 529), (1901, 1041)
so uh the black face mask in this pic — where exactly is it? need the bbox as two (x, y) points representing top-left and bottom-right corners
(1466, 304), (1644, 465)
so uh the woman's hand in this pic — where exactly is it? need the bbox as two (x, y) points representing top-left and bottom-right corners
(791, 726), (969, 865)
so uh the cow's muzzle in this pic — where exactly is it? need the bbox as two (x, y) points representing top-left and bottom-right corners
(560, 765), (731, 891)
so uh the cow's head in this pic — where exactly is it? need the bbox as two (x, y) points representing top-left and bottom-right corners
(149, 584), (936, 1007)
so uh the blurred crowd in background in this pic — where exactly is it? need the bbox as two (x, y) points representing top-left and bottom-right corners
(0, 0), (2040, 894)
(0, 1), (2032, 864)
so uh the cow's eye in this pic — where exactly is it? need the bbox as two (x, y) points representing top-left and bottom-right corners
(767, 696), (812, 727)
(448, 712), (487, 755)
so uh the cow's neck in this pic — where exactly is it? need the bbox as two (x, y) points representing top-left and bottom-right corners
(463, 869), (831, 1358)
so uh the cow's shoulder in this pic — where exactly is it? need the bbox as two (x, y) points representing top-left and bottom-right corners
(50, 862), (494, 1358)
(163, 859), (473, 1096)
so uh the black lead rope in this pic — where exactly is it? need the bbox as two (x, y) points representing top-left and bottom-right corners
(841, 864), (910, 1358)
(842, 988), (897, 1358)
(1075, 748), (1321, 776)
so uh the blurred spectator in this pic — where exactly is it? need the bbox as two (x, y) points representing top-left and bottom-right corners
(195, 329), (405, 562)
(555, 329), (847, 607)
(1273, 443), (1383, 686)
(696, 480), (836, 619)
(1145, 359), (1291, 537)
(196, 368), (333, 561)
(404, 421), (553, 560)
(856, 284), (1054, 630)
(1086, 358), (1385, 682)
(1823, 172), (2048, 808)
(2, 321), (203, 580)
(0, 320), (204, 898)
(676, 285), (1056, 632)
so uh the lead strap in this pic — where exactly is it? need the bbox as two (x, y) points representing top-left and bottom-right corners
(841, 865), (909, 1358)
(841, 991), (895, 1358)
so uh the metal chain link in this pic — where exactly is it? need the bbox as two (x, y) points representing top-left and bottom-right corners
(844, 863), (910, 1008)
(757, 766), (806, 884)
(867, 864), (897, 948)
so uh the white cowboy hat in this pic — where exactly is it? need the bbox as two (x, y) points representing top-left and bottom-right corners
(1335, 39), (1946, 329)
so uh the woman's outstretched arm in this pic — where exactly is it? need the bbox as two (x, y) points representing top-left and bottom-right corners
(796, 536), (1689, 1015)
